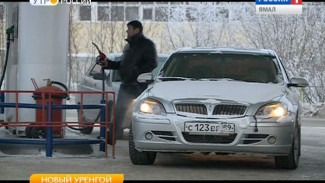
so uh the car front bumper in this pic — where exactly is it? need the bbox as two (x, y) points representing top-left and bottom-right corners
(132, 113), (294, 156)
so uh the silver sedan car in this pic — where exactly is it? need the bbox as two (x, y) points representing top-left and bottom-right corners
(129, 47), (309, 169)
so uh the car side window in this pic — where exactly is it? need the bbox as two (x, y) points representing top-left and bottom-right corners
(89, 63), (110, 80)
(95, 55), (168, 81)
(89, 64), (102, 76)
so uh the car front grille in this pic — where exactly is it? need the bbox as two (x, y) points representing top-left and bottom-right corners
(175, 104), (207, 115)
(213, 104), (247, 115)
(182, 133), (237, 144)
(175, 102), (247, 116)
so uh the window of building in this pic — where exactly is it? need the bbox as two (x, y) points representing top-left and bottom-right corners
(155, 7), (168, 22)
(111, 6), (124, 21)
(126, 7), (139, 21)
(141, 2), (153, 5)
(79, 6), (91, 21)
(98, 6), (110, 21)
(0, 5), (3, 20)
(143, 8), (153, 20)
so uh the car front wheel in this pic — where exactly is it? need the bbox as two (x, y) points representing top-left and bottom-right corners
(129, 124), (156, 165)
(274, 125), (300, 169)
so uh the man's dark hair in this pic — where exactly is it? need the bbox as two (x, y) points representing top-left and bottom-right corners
(127, 20), (143, 33)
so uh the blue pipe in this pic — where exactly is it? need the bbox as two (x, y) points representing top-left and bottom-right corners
(0, 103), (43, 109)
(0, 103), (103, 110)
(0, 93), (4, 113)
(52, 104), (104, 110)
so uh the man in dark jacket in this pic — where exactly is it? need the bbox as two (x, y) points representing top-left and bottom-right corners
(99, 20), (158, 144)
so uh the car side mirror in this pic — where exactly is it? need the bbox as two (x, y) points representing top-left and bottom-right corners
(287, 77), (309, 87)
(137, 73), (154, 84)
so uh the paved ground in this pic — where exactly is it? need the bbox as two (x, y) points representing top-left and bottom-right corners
(0, 118), (324, 181)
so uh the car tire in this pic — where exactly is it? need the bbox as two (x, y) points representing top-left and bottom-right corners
(274, 125), (300, 170)
(25, 126), (33, 138)
(79, 124), (94, 134)
(129, 124), (156, 165)
(31, 127), (46, 139)
(83, 100), (115, 136)
(79, 112), (94, 134)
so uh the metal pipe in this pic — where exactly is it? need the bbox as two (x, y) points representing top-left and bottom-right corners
(46, 101), (53, 157)
(99, 99), (106, 153)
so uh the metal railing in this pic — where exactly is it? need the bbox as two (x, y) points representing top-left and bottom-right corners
(0, 90), (115, 158)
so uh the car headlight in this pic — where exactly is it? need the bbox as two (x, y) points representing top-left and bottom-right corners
(139, 99), (166, 116)
(255, 103), (288, 119)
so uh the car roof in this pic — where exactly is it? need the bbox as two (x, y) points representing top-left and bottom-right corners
(108, 53), (169, 57)
(173, 47), (277, 56)
(107, 53), (170, 61)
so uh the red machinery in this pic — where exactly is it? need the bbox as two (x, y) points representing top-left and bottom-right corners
(25, 79), (69, 138)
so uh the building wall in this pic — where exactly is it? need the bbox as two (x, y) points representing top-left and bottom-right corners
(69, 2), (251, 55)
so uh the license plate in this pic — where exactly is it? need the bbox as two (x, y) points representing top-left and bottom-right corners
(184, 122), (235, 134)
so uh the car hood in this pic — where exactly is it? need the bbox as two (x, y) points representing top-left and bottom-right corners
(147, 80), (286, 104)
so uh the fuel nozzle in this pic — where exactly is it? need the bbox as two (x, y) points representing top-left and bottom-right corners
(6, 25), (14, 42)
(92, 42), (106, 64)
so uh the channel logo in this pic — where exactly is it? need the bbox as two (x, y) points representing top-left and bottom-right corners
(30, 0), (92, 6)
(30, 0), (58, 6)
(30, 174), (124, 183)
(256, 0), (303, 14)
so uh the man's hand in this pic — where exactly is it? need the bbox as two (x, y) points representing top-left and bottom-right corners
(98, 58), (111, 68)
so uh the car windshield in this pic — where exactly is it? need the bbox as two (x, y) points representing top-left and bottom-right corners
(160, 53), (283, 84)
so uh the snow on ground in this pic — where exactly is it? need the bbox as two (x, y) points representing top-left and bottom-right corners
(0, 104), (107, 159)
(0, 125), (107, 158)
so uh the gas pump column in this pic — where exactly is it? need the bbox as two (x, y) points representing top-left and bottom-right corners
(17, 3), (70, 130)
